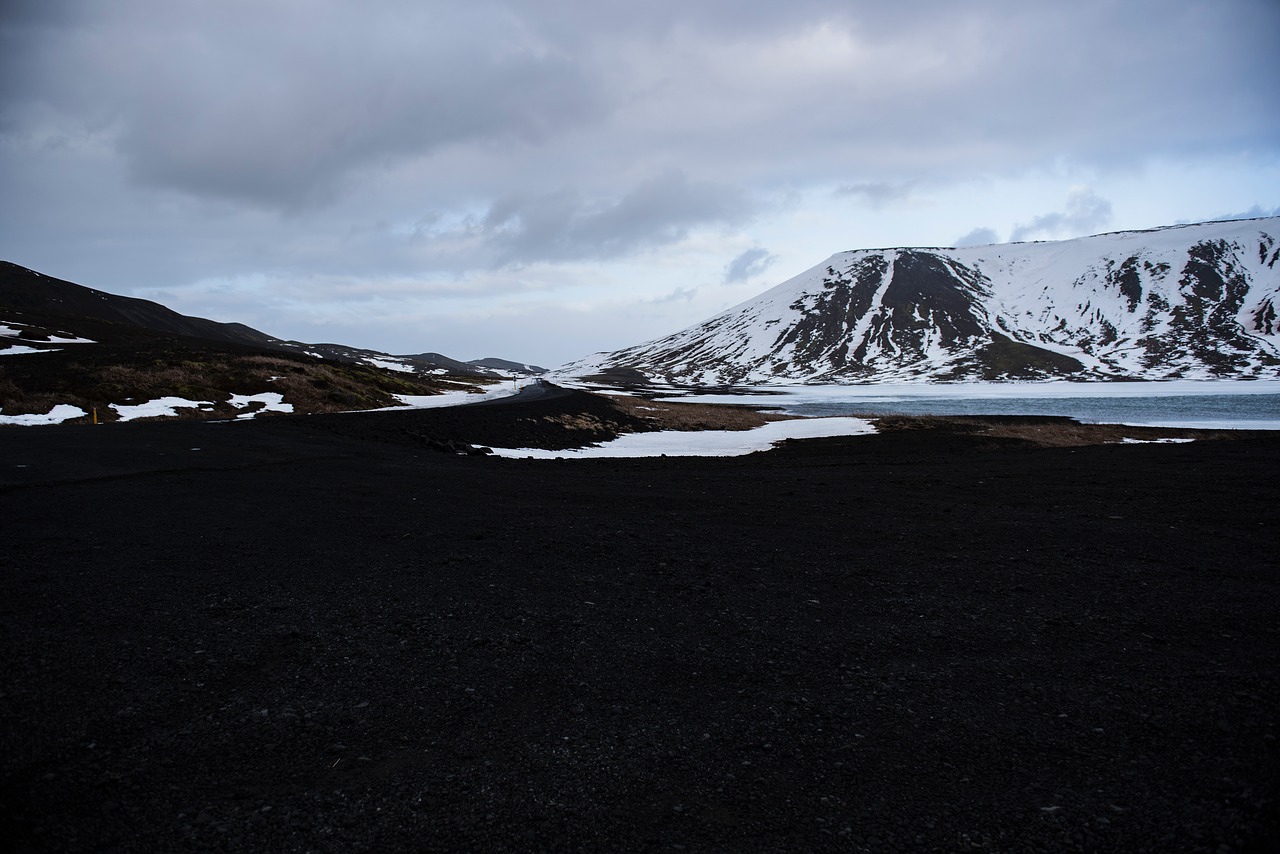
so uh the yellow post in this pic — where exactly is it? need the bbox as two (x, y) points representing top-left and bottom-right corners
(92, 406), (98, 425)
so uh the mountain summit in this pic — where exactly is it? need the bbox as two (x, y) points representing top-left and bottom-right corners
(562, 218), (1280, 384)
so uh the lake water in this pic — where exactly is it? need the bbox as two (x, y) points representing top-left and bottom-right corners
(656, 380), (1280, 430)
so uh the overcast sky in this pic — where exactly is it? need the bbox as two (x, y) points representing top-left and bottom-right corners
(3, 0), (1278, 366)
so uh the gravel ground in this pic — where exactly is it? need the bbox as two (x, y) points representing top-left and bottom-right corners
(1, 393), (1277, 852)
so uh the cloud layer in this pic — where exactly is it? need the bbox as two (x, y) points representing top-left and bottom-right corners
(2, 0), (1278, 363)
(1010, 188), (1114, 243)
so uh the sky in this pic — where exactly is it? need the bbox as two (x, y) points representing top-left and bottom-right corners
(2, 0), (1278, 368)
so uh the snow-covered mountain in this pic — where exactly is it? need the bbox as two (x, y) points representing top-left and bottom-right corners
(561, 218), (1280, 384)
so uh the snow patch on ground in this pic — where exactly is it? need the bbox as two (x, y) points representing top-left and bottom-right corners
(489, 417), (876, 459)
(364, 357), (416, 373)
(0, 322), (95, 344)
(0, 404), (87, 425)
(0, 345), (59, 356)
(229, 392), (294, 419)
(1121, 437), (1196, 444)
(111, 397), (214, 422)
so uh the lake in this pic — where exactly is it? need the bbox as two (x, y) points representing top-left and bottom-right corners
(655, 379), (1280, 430)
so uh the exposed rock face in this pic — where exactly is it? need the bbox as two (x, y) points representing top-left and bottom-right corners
(562, 218), (1280, 384)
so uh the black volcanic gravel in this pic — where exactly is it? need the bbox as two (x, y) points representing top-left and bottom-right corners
(1, 397), (1277, 852)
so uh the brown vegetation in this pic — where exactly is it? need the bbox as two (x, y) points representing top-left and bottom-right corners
(868, 414), (1262, 447)
(0, 349), (490, 423)
(600, 397), (1262, 447)
(607, 394), (792, 432)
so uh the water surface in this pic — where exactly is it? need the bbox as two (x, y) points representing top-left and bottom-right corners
(659, 380), (1280, 430)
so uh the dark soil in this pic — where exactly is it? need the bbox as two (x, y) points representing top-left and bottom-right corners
(1, 393), (1277, 852)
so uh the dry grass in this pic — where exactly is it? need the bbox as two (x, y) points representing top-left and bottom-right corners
(608, 395), (793, 432)
(598, 398), (1256, 447)
(537, 413), (618, 432)
(870, 414), (1253, 447)
(0, 350), (490, 423)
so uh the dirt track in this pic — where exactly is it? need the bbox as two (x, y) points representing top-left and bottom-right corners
(2, 395), (1278, 852)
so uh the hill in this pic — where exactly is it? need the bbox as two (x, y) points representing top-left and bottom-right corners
(560, 218), (1280, 384)
(0, 262), (504, 423)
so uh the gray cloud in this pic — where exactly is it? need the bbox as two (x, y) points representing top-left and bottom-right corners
(122, 57), (601, 209)
(834, 181), (916, 209)
(1010, 189), (1113, 242)
(8, 1), (1278, 210)
(0, 0), (79, 28)
(724, 247), (777, 283)
(651, 286), (698, 304)
(3, 1), (608, 210)
(477, 170), (754, 266)
(954, 227), (999, 247)
(1207, 204), (1280, 222)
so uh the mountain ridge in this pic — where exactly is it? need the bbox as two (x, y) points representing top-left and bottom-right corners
(560, 217), (1280, 384)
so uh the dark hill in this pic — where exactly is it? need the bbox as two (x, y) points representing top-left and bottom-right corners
(0, 263), (496, 422)
(0, 261), (282, 348)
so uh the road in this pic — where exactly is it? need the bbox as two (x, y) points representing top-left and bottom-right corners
(465, 377), (574, 406)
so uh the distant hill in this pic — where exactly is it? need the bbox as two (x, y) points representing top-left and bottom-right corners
(560, 218), (1280, 384)
(0, 261), (551, 379)
(466, 357), (548, 376)
(0, 262), (527, 423)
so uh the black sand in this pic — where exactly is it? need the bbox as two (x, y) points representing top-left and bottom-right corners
(2, 394), (1277, 852)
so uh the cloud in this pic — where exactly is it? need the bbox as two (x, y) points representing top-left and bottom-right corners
(0, 0), (78, 28)
(723, 247), (777, 283)
(651, 286), (698, 304)
(475, 170), (754, 266)
(1208, 204), (1280, 222)
(954, 227), (999, 247)
(834, 181), (916, 209)
(8, 0), (1278, 213)
(1010, 188), (1113, 242)
(3, 1), (609, 210)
